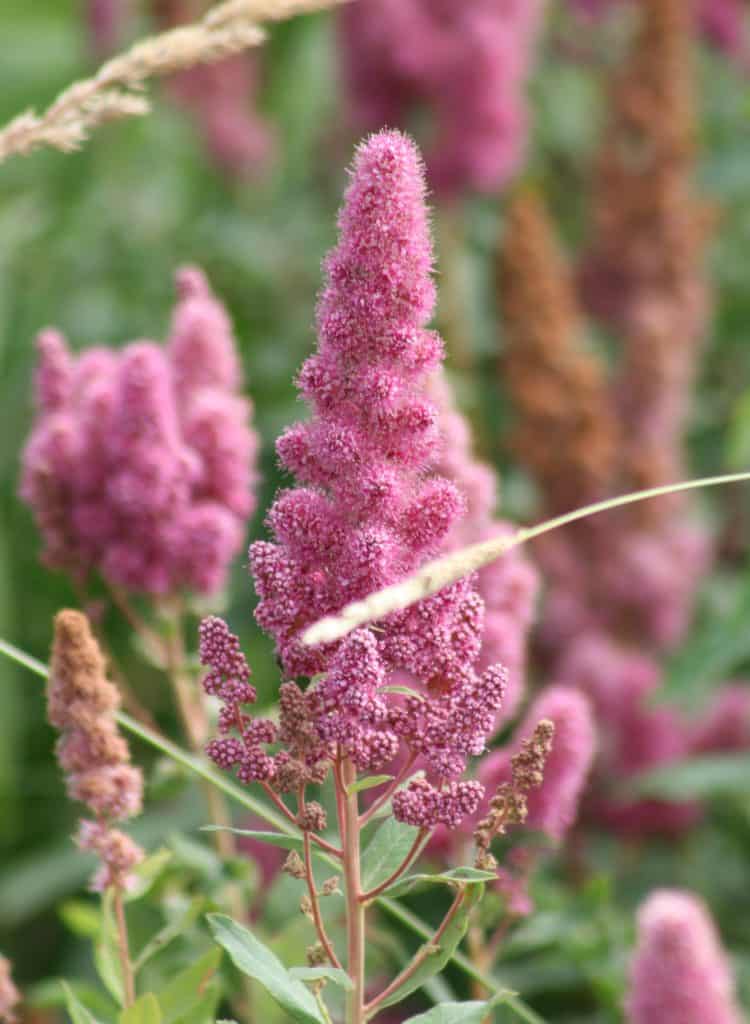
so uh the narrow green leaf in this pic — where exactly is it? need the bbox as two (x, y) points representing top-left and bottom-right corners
(58, 901), (101, 939)
(61, 982), (104, 1024)
(200, 827), (304, 852)
(378, 897), (547, 1024)
(345, 775), (394, 796)
(384, 867), (498, 899)
(206, 914), (324, 1024)
(157, 948), (222, 1024)
(361, 818), (419, 892)
(402, 998), (507, 1024)
(288, 967), (354, 991)
(378, 685), (422, 698)
(119, 993), (161, 1024)
(379, 884), (484, 1011)
(630, 753), (750, 800)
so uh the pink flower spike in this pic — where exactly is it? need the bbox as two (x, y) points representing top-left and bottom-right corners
(627, 890), (742, 1024)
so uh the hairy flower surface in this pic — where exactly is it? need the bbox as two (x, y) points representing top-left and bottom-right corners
(204, 131), (513, 828)
(48, 610), (144, 890)
(20, 266), (258, 597)
(339, 0), (544, 196)
(626, 890), (742, 1024)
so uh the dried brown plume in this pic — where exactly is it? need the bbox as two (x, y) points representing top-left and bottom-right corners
(500, 190), (619, 515)
(583, 0), (713, 524)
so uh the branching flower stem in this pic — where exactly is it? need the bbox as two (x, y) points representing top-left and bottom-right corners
(358, 753), (417, 828)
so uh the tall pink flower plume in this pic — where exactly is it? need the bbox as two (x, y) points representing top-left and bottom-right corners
(338, 0), (545, 196)
(239, 131), (510, 828)
(430, 370), (538, 721)
(627, 890), (742, 1024)
(20, 266), (258, 597)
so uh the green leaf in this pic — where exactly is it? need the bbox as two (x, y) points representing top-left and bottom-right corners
(379, 885), (484, 1011)
(119, 993), (161, 1024)
(61, 982), (104, 1024)
(157, 948), (222, 1024)
(384, 867), (498, 899)
(630, 753), (750, 801)
(378, 685), (422, 698)
(402, 998), (507, 1024)
(345, 774), (394, 796)
(206, 914), (325, 1024)
(201, 827), (306, 853)
(288, 967), (353, 991)
(59, 901), (101, 939)
(361, 818), (420, 892)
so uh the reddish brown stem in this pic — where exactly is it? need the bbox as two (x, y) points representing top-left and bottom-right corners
(299, 790), (342, 969)
(359, 753), (416, 828)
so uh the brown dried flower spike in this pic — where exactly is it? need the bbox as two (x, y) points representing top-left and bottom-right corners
(474, 718), (554, 858)
(48, 610), (144, 891)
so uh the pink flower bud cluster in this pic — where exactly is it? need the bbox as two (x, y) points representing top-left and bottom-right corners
(20, 267), (257, 597)
(155, 0), (273, 178)
(201, 617), (331, 791)
(430, 371), (538, 721)
(338, 0), (544, 196)
(244, 131), (511, 828)
(626, 890), (742, 1024)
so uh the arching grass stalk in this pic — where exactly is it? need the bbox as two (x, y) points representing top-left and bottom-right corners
(303, 472), (750, 646)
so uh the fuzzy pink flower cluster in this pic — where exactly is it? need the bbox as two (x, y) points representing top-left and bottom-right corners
(203, 131), (510, 830)
(339, 0), (544, 196)
(626, 890), (742, 1024)
(430, 371), (538, 721)
(20, 267), (257, 597)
